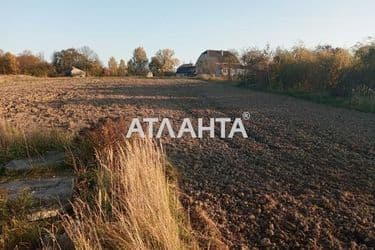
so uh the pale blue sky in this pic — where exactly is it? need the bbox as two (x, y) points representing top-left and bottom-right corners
(1, 0), (374, 65)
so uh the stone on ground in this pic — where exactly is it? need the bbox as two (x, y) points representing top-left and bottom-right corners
(0, 177), (74, 204)
(2, 151), (66, 171)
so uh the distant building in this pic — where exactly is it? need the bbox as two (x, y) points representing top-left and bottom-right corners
(67, 66), (86, 77)
(196, 50), (245, 78)
(176, 63), (196, 77)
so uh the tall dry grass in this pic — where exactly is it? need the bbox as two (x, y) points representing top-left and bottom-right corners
(0, 121), (72, 249)
(0, 120), (71, 165)
(61, 138), (197, 249)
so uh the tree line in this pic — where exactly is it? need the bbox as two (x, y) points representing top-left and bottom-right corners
(239, 39), (375, 103)
(0, 46), (179, 77)
(1, 39), (374, 102)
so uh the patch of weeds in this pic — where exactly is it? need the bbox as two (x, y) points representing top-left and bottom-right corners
(0, 122), (73, 165)
(0, 191), (47, 249)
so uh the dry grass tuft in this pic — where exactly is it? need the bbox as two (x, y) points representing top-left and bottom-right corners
(0, 121), (71, 165)
(61, 138), (198, 249)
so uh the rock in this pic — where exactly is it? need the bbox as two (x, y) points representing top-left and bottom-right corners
(2, 151), (66, 171)
(3, 159), (29, 171)
(0, 177), (74, 204)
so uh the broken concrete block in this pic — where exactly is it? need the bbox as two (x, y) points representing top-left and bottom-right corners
(0, 177), (74, 204)
(2, 151), (67, 171)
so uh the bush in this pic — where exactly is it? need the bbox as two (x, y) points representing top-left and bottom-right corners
(0, 52), (19, 75)
(350, 84), (375, 112)
(17, 51), (53, 77)
(239, 40), (375, 112)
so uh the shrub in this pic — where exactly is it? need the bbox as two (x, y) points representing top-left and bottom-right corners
(17, 51), (53, 77)
(350, 84), (375, 112)
(0, 52), (19, 75)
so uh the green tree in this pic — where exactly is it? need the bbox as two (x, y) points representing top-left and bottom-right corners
(128, 47), (149, 76)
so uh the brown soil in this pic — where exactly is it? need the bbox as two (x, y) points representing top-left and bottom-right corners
(0, 76), (374, 248)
